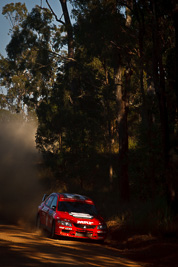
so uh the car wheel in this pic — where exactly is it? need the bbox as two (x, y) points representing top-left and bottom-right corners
(50, 221), (56, 239)
(36, 215), (41, 229)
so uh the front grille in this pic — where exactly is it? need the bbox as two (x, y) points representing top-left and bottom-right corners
(74, 223), (96, 229)
(75, 231), (93, 238)
(62, 230), (70, 233)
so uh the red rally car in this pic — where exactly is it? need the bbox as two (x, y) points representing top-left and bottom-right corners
(36, 193), (107, 240)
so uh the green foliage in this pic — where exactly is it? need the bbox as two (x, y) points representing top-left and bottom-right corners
(0, 5), (61, 113)
(0, 0), (178, 231)
(2, 2), (27, 31)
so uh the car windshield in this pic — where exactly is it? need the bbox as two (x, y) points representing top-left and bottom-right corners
(58, 201), (98, 216)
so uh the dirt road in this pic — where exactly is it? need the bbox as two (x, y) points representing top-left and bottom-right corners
(0, 224), (178, 267)
(0, 224), (145, 267)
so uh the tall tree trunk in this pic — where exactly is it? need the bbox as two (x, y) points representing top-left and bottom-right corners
(136, 3), (156, 194)
(59, 0), (77, 98)
(59, 0), (74, 60)
(172, 1), (178, 111)
(151, 0), (175, 204)
(114, 0), (133, 202)
(151, 0), (170, 165)
(104, 64), (114, 190)
(137, 7), (147, 127)
(115, 52), (129, 202)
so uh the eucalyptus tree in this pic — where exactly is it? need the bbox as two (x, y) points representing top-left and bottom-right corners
(121, 0), (177, 205)
(71, 0), (177, 203)
(1, 0), (177, 210)
(71, 0), (136, 200)
(0, 3), (60, 116)
(0, 3), (28, 112)
(149, 0), (177, 208)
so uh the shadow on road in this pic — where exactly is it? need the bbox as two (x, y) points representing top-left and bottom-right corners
(0, 224), (144, 267)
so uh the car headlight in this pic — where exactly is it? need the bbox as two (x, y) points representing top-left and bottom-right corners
(58, 220), (72, 227)
(97, 224), (107, 230)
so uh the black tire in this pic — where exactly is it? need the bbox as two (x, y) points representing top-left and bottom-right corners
(50, 221), (56, 239)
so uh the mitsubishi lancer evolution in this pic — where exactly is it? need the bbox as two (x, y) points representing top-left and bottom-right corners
(36, 193), (107, 241)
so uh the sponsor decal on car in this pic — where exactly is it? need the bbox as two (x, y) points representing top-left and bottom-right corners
(77, 220), (93, 225)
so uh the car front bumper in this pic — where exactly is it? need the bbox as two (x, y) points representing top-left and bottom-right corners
(56, 225), (107, 240)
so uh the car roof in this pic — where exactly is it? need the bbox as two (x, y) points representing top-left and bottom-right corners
(53, 193), (94, 204)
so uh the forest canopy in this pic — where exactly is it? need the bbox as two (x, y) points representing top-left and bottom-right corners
(0, 0), (177, 229)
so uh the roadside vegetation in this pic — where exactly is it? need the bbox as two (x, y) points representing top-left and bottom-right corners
(0, 0), (177, 238)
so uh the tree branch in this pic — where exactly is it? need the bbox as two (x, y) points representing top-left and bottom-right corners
(37, 1), (65, 25)
(46, 0), (65, 25)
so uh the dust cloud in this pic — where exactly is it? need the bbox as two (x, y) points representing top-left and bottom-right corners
(0, 117), (44, 226)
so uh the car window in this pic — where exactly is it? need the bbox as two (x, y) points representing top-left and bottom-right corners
(45, 196), (54, 207)
(50, 196), (58, 209)
(58, 201), (98, 216)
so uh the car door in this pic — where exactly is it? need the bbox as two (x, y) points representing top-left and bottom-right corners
(47, 195), (58, 230)
(41, 195), (54, 227)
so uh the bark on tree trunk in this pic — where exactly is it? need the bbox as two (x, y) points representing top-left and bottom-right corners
(59, 0), (74, 60)
(172, 1), (178, 110)
(59, 0), (77, 99)
(151, 0), (176, 206)
(114, 0), (133, 202)
(151, 0), (170, 165)
(115, 52), (129, 202)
